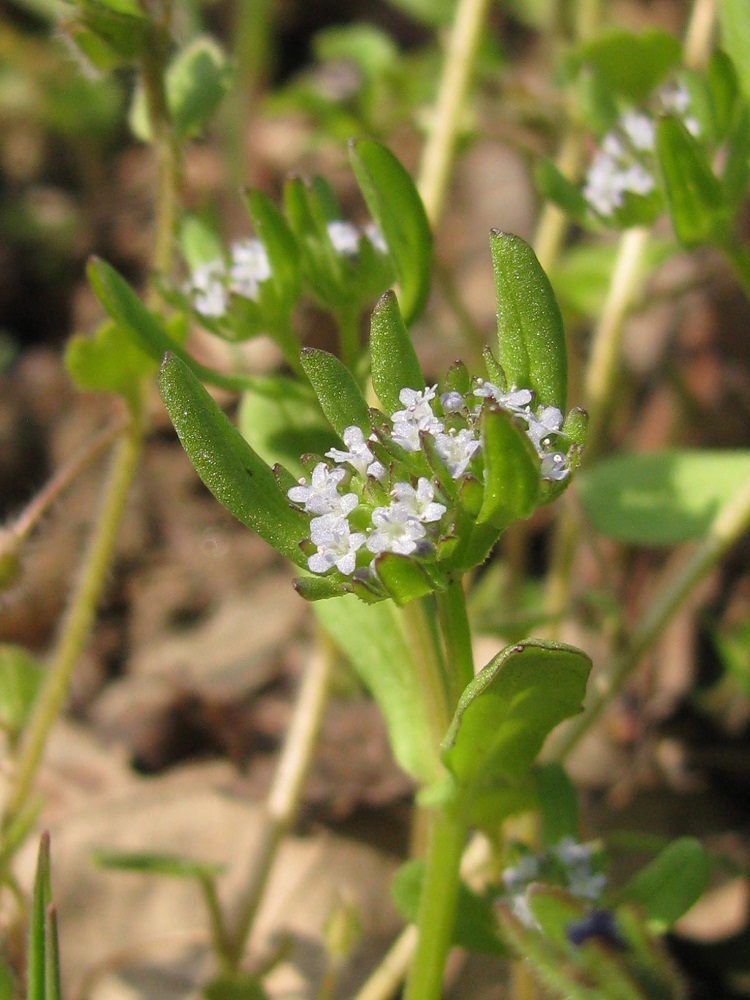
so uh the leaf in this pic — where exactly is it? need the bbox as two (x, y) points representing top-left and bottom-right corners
(0, 645), (44, 744)
(573, 29), (681, 102)
(490, 231), (567, 411)
(536, 764), (579, 849)
(238, 374), (336, 477)
(476, 406), (540, 531)
(28, 833), (52, 1000)
(130, 36), (232, 141)
(178, 215), (224, 270)
(349, 140), (432, 324)
(372, 551), (436, 605)
(92, 849), (224, 879)
(618, 838), (710, 932)
(369, 290), (425, 414)
(441, 641), (591, 790)
(391, 860), (507, 956)
(158, 353), (309, 566)
(313, 596), (441, 783)
(243, 189), (300, 304)
(65, 320), (156, 405)
(535, 159), (589, 226)
(577, 450), (750, 545)
(380, 0), (457, 27)
(719, 0), (750, 107)
(300, 348), (371, 436)
(88, 257), (251, 392)
(656, 117), (728, 248)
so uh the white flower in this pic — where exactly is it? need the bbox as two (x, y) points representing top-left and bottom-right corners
(473, 381), (533, 413)
(188, 260), (228, 318)
(308, 514), (366, 575)
(229, 238), (271, 300)
(365, 504), (426, 556)
(326, 426), (382, 478)
(525, 406), (564, 450)
(434, 428), (480, 478)
(390, 385), (443, 451)
(583, 145), (655, 217)
(391, 478), (446, 523)
(540, 451), (569, 482)
(287, 462), (358, 516)
(440, 390), (465, 413)
(327, 220), (361, 257)
(621, 111), (656, 151)
(363, 221), (388, 254)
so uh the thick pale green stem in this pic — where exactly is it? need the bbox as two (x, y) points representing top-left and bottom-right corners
(402, 804), (467, 1000)
(417, 0), (493, 227)
(546, 473), (750, 761)
(224, 636), (334, 968)
(2, 407), (145, 826)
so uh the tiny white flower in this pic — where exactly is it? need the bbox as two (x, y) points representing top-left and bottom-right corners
(391, 478), (446, 523)
(540, 452), (569, 481)
(391, 418), (422, 452)
(620, 162), (655, 197)
(366, 504), (426, 556)
(364, 221), (388, 254)
(440, 390), (466, 413)
(390, 385), (443, 451)
(308, 514), (365, 575)
(583, 152), (628, 216)
(188, 260), (228, 318)
(326, 426), (378, 477)
(621, 110), (656, 151)
(473, 381), (533, 413)
(287, 462), (358, 516)
(434, 428), (480, 479)
(526, 406), (564, 450)
(229, 238), (272, 300)
(327, 220), (361, 257)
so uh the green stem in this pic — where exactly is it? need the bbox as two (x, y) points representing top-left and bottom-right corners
(416, 0), (493, 227)
(436, 579), (474, 710)
(546, 472), (750, 761)
(226, 0), (274, 185)
(403, 804), (467, 1000)
(2, 405), (145, 827)
(199, 876), (235, 973)
(223, 634), (334, 968)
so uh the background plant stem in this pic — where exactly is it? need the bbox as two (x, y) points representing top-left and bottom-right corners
(416, 0), (492, 227)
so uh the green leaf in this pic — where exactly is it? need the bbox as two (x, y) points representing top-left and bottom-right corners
(380, 0), (457, 27)
(477, 406), (540, 531)
(203, 972), (270, 1000)
(28, 833), (52, 1000)
(88, 258), (251, 392)
(313, 597), (441, 783)
(441, 641), (591, 790)
(243, 189), (300, 304)
(65, 320), (156, 405)
(618, 838), (710, 932)
(719, 0), (750, 107)
(573, 29), (681, 102)
(349, 140), (432, 324)
(577, 450), (750, 545)
(315, 24), (398, 77)
(536, 764), (579, 849)
(0, 645), (44, 745)
(372, 552), (436, 605)
(238, 374), (336, 477)
(535, 159), (589, 226)
(44, 906), (61, 1000)
(300, 348), (371, 436)
(490, 231), (567, 411)
(370, 290), (425, 414)
(656, 117), (728, 248)
(179, 215), (224, 270)
(130, 36), (232, 142)
(76, 0), (152, 63)
(158, 353), (309, 566)
(92, 849), (223, 879)
(391, 860), (506, 956)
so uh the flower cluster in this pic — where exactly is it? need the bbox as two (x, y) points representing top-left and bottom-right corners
(583, 81), (699, 218)
(288, 380), (576, 582)
(185, 220), (388, 318)
(500, 838), (607, 928)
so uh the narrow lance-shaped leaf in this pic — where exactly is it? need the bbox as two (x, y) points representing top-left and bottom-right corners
(490, 231), (567, 411)
(300, 348), (371, 436)
(243, 188), (300, 303)
(349, 140), (432, 324)
(158, 353), (309, 566)
(476, 406), (540, 530)
(442, 640), (591, 790)
(28, 833), (52, 1000)
(369, 290), (425, 414)
(656, 116), (728, 248)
